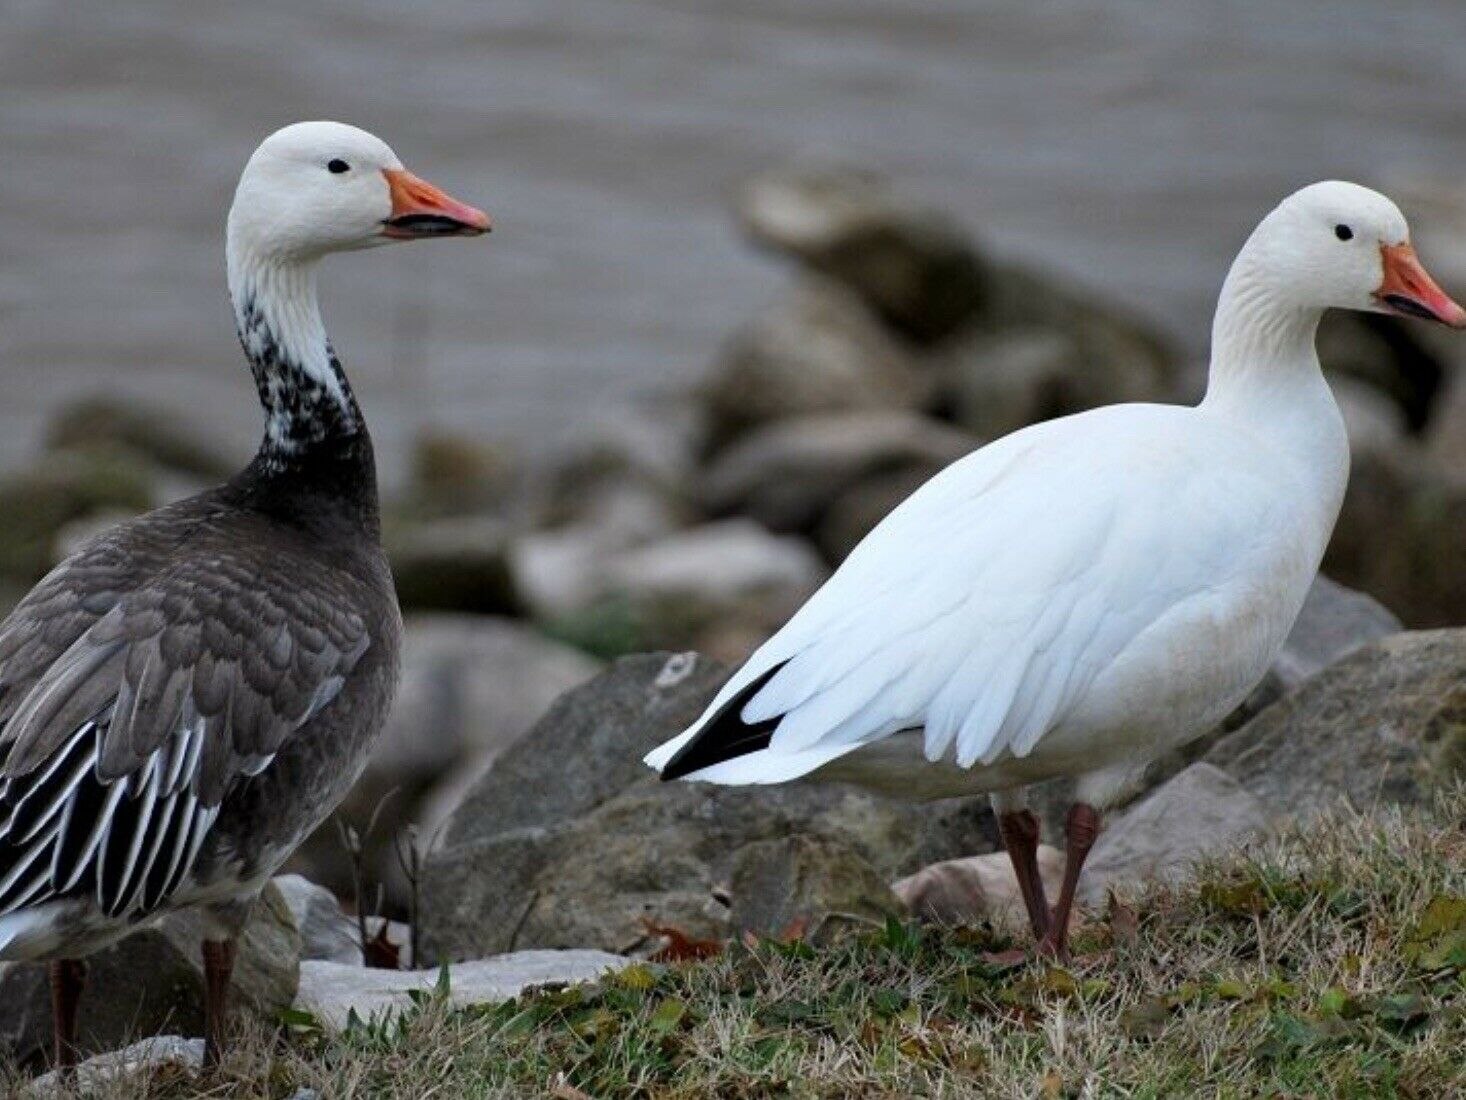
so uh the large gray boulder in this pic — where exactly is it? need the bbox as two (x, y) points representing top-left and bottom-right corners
(728, 834), (902, 942)
(700, 280), (929, 447)
(419, 653), (996, 963)
(1205, 629), (1466, 819)
(735, 165), (990, 343)
(0, 881), (298, 1066)
(893, 845), (1064, 929)
(292, 615), (601, 906)
(1078, 763), (1270, 907)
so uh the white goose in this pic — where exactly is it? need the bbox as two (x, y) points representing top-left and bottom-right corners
(647, 182), (1464, 957)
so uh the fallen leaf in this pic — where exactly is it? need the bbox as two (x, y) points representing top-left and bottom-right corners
(363, 922), (401, 970)
(549, 1074), (593, 1100)
(1039, 1068), (1063, 1098)
(649, 997), (688, 1034)
(641, 918), (724, 962)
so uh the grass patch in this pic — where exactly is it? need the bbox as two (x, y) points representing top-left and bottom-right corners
(8, 787), (1465, 1098)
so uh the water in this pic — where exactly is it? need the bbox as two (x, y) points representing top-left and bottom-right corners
(3, 0), (1465, 480)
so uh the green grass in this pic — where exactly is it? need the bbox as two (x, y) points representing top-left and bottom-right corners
(9, 788), (1465, 1098)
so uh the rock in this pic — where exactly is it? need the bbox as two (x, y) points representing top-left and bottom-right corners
(977, 263), (1178, 399)
(816, 467), (931, 562)
(1317, 312), (1447, 432)
(1272, 574), (1402, 690)
(1426, 368), (1466, 470)
(27, 1035), (205, 1097)
(45, 396), (233, 481)
(893, 846), (1064, 929)
(1079, 764), (1270, 907)
(736, 165), (990, 342)
(1332, 375), (1410, 456)
(275, 875), (360, 964)
(700, 412), (974, 535)
(385, 515), (520, 614)
(419, 653), (996, 962)
(292, 616), (600, 907)
(1325, 436), (1466, 628)
(937, 328), (1080, 441)
(0, 452), (153, 585)
(701, 280), (929, 447)
(533, 521), (829, 657)
(401, 431), (515, 519)
(0, 881), (298, 1066)
(1205, 629), (1466, 819)
(293, 951), (631, 1031)
(374, 616), (602, 787)
(936, 290), (1176, 434)
(728, 834), (903, 942)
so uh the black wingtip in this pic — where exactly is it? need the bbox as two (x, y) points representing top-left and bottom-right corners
(658, 664), (787, 781)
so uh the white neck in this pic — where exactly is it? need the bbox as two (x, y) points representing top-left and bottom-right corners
(225, 230), (361, 470)
(1200, 244), (1351, 541)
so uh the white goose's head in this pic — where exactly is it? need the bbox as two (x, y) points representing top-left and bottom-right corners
(227, 121), (490, 261)
(1245, 180), (1465, 327)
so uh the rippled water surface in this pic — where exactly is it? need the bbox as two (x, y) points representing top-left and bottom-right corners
(3, 0), (1465, 476)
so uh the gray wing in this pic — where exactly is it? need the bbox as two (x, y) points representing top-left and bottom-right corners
(0, 528), (371, 920)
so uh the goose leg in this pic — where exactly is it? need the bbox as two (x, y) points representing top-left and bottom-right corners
(201, 938), (237, 1067)
(1036, 802), (1101, 960)
(49, 957), (88, 1072)
(997, 809), (1051, 941)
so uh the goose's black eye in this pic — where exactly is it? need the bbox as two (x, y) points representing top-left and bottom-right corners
(1334, 224), (1354, 241)
(327, 159), (350, 175)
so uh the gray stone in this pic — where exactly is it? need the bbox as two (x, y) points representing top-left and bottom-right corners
(1425, 369), (1466, 470)
(275, 875), (359, 964)
(1325, 436), (1466, 628)
(701, 280), (929, 447)
(1079, 764), (1270, 906)
(1205, 629), (1466, 819)
(400, 430), (516, 520)
(893, 845), (1064, 929)
(419, 653), (996, 963)
(700, 412), (974, 535)
(938, 328), (1081, 442)
(45, 396), (232, 482)
(27, 1035), (205, 1097)
(385, 515), (520, 615)
(816, 466), (939, 563)
(528, 521), (829, 658)
(293, 615), (600, 907)
(0, 451), (154, 586)
(728, 834), (902, 942)
(293, 951), (631, 1031)
(1274, 575), (1402, 690)
(0, 881), (299, 1066)
(735, 165), (990, 342)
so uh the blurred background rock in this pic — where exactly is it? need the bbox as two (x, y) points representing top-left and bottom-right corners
(3, 0), (1466, 926)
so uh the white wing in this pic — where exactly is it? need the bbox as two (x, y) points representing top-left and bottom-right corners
(646, 403), (1291, 782)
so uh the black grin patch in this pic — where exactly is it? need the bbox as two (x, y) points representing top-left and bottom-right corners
(384, 213), (474, 237)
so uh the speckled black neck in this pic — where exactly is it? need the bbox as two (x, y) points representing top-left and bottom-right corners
(228, 260), (380, 535)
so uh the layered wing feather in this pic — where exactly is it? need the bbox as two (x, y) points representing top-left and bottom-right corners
(650, 404), (1287, 783)
(0, 510), (372, 920)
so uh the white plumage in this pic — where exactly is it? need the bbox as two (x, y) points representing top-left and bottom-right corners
(646, 180), (1465, 956)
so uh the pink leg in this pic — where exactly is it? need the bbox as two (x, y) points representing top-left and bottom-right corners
(1036, 803), (1101, 960)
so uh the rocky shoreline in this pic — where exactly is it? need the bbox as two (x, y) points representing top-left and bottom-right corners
(1, 165), (1463, 1073)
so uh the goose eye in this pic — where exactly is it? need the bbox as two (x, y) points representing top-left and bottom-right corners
(1334, 224), (1354, 242)
(327, 159), (350, 175)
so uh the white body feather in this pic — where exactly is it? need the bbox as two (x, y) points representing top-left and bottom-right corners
(642, 182), (1425, 809)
